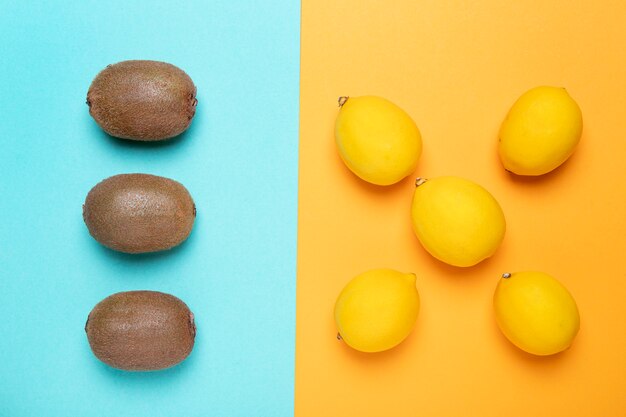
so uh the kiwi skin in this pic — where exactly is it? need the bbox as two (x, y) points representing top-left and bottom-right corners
(83, 173), (195, 254)
(85, 291), (196, 371)
(86, 60), (197, 141)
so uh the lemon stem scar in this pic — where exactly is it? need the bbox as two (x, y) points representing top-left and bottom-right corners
(502, 272), (512, 279)
(338, 96), (349, 107)
(415, 177), (428, 187)
(337, 332), (343, 341)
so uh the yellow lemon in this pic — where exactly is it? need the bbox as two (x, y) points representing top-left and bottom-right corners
(494, 271), (580, 355)
(410, 176), (506, 267)
(334, 269), (420, 353)
(335, 96), (422, 186)
(499, 86), (583, 175)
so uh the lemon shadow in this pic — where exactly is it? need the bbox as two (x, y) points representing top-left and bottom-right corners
(490, 319), (577, 370)
(505, 153), (580, 186)
(494, 130), (585, 187)
(336, 319), (423, 366)
(336, 340), (405, 366)
(408, 231), (502, 281)
(340, 160), (421, 200)
(329, 128), (420, 199)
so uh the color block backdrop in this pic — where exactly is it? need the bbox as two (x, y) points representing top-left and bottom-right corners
(296, 1), (626, 416)
(0, 1), (300, 416)
(2, 1), (626, 416)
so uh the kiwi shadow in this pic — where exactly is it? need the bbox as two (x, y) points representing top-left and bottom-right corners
(100, 234), (195, 263)
(84, 106), (201, 151)
(84, 224), (199, 265)
(93, 347), (197, 385)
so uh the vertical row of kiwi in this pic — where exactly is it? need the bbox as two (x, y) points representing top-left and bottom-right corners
(83, 60), (198, 371)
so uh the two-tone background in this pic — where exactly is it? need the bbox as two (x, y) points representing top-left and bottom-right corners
(1, 1), (625, 416)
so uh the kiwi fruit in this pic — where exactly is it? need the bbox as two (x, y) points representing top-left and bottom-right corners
(85, 291), (196, 371)
(83, 173), (195, 254)
(86, 60), (197, 141)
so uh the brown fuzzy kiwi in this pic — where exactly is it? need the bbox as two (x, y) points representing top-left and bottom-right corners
(83, 173), (196, 254)
(86, 60), (197, 141)
(85, 291), (196, 371)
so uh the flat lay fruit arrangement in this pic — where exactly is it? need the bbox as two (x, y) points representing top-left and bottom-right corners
(331, 91), (581, 356)
(82, 62), (584, 371)
(67, 22), (623, 417)
(3, 2), (626, 417)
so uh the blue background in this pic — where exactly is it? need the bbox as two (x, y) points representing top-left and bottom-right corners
(0, 1), (300, 415)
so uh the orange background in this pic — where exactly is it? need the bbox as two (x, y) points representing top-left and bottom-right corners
(296, 1), (626, 416)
